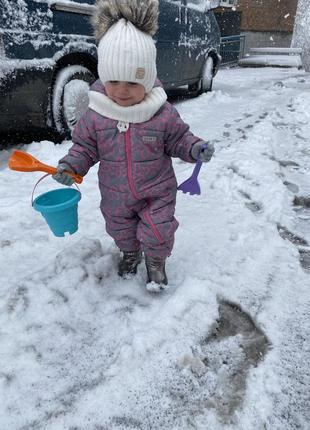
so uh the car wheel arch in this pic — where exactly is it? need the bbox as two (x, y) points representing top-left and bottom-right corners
(49, 52), (98, 138)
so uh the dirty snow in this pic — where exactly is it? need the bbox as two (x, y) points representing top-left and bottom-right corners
(1, 67), (310, 429)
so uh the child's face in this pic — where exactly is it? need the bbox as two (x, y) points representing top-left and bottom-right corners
(105, 81), (146, 107)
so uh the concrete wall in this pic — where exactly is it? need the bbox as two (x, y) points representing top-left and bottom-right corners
(241, 31), (293, 55)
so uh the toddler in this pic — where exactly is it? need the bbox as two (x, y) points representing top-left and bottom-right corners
(53, 0), (214, 289)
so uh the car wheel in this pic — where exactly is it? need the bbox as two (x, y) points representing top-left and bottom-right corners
(52, 65), (95, 137)
(201, 56), (214, 92)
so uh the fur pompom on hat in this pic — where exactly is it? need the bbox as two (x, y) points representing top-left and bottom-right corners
(92, 0), (159, 40)
(92, 0), (159, 93)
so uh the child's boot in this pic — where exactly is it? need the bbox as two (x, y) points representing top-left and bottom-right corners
(145, 255), (168, 289)
(118, 250), (142, 277)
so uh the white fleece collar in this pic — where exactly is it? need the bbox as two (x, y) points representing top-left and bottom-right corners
(88, 87), (167, 123)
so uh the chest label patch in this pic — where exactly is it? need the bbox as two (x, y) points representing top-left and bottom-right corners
(142, 136), (157, 143)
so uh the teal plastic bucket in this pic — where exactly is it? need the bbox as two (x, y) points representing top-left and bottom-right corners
(33, 188), (81, 237)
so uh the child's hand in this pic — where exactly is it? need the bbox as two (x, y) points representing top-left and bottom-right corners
(52, 163), (75, 186)
(191, 141), (214, 162)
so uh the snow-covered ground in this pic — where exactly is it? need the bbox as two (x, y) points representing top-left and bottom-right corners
(1, 67), (310, 429)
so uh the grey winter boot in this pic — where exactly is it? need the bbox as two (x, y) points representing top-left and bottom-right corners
(118, 250), (142, 277)
(145, 255), (168, 289)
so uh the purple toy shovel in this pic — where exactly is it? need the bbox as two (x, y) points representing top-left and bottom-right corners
(177, 143), (208, 196)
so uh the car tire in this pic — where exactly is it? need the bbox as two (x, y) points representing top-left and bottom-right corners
(201, 56), (214, 92)
(52, 65), (96, 137)
(188, 80), (202, 96)
(188, 56), (214, 96)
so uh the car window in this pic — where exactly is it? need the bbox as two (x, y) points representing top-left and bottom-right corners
(186, 0), (206, 11)
(0, 0), (51, 32)
(164, 0), (184, 5)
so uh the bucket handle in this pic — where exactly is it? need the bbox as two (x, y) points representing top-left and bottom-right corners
(31, 174), (81, 206)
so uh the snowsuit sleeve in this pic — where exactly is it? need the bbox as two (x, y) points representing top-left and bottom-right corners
(59, 110), (99, 176)
(164, 104), (203, 163)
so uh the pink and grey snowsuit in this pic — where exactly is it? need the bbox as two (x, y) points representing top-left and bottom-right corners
(60, 80), (202, 258)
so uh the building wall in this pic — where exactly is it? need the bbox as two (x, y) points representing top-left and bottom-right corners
(236, 0), (298, 33)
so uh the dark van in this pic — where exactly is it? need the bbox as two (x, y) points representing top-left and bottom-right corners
(0, 0), (221, 140)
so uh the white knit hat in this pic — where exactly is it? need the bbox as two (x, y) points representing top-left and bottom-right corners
(93, 0), (159, 93)
(97, 18), (157, 93)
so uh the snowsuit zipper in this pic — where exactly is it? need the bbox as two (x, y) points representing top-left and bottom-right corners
(125, 127), (140, 200)
(125, 127), (164, 244)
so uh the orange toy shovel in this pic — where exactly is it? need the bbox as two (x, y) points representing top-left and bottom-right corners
(8, 150), (83, 184)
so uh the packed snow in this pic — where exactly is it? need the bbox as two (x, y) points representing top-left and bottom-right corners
(239, 54), (302, 68)
(1, 67), (310, 429)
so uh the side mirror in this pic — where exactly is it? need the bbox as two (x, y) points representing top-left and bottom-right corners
(205, 0), (220, 11)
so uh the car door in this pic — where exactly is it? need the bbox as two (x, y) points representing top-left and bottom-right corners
(156, 0), (188, 87)
(182, 0), (220, 80)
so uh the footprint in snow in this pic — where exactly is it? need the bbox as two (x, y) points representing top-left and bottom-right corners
(293, 195), (310, 208)
(238, 190), (263, 214)
(283, 180), (299, 193)
(277, 224), (308, 247)
(199, 300), (270, 422)
(298, 249), (310, 272)
(174, 301), (269, 425)
(258, 112), (268, 119)
(278, 159), (300, 168)
(277, 221), (310, 273)
(278, 196), (310, 273)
